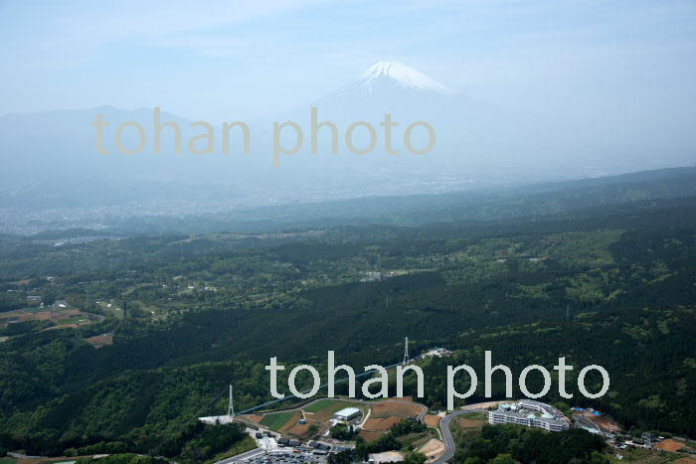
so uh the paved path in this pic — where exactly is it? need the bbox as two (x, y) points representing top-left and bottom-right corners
(432, 402), (498, 464)
(432, 410), (468, 464)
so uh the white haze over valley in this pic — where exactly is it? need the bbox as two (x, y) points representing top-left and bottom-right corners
(0, 1), (695, 233)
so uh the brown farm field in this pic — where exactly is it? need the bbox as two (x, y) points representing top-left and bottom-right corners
(657, 439), (690, 452)
(370, 401), (425, 418)
(359, 430), (388, 442)
(285, 420), (312, 438)
(672, 458), (696, 464)
(424, 414), (442, 427)
(0, 308), (101, 331)
(454, 413), (485, 430)
(364, 416), (403, 430)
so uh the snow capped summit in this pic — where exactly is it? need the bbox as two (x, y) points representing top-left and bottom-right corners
(344, 60), (452, 96)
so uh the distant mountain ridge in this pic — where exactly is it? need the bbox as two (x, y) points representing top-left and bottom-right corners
(1, 61), (694, 225)
(7, 165), (696, 236)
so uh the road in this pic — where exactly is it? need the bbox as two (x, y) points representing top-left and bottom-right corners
(432, 410), (468, 464)
(432, 402), (498, 464)
(233, 397), (490, 464)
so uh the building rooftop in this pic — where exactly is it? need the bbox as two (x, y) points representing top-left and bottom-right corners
(335, 407), (361, 417)
(490, 400), (568, 430)
(369, 451), (404, 464)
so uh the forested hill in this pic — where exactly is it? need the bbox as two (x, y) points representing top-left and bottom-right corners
(1, 170), (696, 458)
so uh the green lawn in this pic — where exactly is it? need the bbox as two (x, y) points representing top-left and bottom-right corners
(461, 411), (486, 421)
(304, 399), (346, 413)
(260, 411), (297, 431)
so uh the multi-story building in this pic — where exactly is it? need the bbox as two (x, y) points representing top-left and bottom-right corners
(488, 400), (569, 432)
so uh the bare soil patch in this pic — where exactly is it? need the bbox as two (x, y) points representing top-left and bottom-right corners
(418, 438), (445, 463)
(286, 420), (312, 438)
(455, 417), (485, 429)
(84, 333), (114, 348)
(359, 430), (387, 442)
(370, 401), (425, 418)
(363, 416), (404, 431)
(656, 439), (688, 452)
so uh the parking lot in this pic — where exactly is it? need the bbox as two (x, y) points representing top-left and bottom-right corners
(237, 451), (329, 464)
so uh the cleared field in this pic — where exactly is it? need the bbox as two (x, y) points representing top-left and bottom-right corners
(576, 410), (622, 433)
(305, 399), (346, 413)
(0, 308), (100, 332)
(84, 333), (114, 348)
(424, 414), (442, 427)
(460, 411), (486, 421)
(260, 411), (299, 431)
(370, 401), (425, 418)
(364, 416), (403, 430)
(241, 413), (264, 424)
(672, 458), (696, 464)
(616, 448), (684, 464)
(286, 420), (312, 438)
(657, 439), (689, 452)
(454, 412), (486, 430)
(359, 414), (404, 443)
(418, 438), (445, 463)
(360, 430), (387, 442)
(304, 399), (358, 421)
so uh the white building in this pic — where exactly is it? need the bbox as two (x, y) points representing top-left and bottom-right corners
(334, 407), (361, 421)
(488, 400), (569, 432)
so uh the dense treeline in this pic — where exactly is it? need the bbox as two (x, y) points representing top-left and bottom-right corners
(453, 425), (607, 464)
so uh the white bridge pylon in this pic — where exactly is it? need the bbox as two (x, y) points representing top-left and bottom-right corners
(228, 384), (235, 418)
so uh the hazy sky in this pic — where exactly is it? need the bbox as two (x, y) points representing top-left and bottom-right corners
(1, 0), (695, 123)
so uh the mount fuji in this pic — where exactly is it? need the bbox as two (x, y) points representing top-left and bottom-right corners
(340, 60), (452, 96)
(0, 60), (685, 227)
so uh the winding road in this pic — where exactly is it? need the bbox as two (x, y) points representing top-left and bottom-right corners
(232, 397), (497, 464)
(433, 402), (499, 464)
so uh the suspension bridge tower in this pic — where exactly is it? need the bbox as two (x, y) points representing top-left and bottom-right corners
(228, 384), (235, 418)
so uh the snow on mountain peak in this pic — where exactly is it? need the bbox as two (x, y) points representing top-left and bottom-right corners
(351, 60), (452, 95)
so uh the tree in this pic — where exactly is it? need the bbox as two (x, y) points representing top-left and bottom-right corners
(490, 454), (521, 464)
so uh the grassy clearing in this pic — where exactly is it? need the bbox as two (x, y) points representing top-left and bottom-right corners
(261, 411), (297, 431)
(304, 399), (346, 413)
